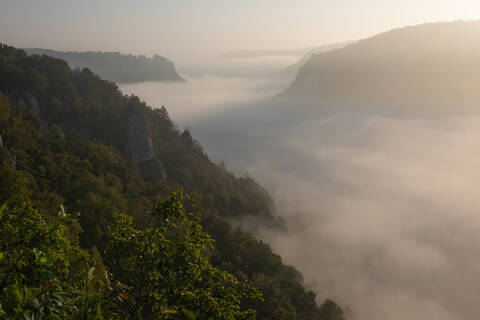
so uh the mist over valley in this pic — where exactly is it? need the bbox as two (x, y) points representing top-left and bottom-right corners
(126, 21), (480, 320)
(3, 2), (480, 318)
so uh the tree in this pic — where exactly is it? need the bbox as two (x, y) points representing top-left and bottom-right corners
(104, 191), (262, 320)
(0, 203), (97, 319)
(318, 299), (346, 320)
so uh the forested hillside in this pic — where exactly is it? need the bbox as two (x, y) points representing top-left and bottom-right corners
(0, 44), (345, 319)
(284, 21), (480, 111)
(275, 41), (351, 82)
(24, 48), (185, 83)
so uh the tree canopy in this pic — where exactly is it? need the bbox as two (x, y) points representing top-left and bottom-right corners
(0, 43), (346, 319)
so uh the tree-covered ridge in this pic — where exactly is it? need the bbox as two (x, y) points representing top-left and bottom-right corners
(284, 21), (480, 110)
(0, 43), (276, 226)
(24, 48), (185, 83)
(0, 43), (345, 319)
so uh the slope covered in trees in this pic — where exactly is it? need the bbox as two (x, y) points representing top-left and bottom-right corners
(275, 41), (351, 82)
(24, 48), (185, 83)
(284, 21), (480, 112)
(0, 44), (345, 319)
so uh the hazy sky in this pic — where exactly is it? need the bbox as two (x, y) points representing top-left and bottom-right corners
(1, 0), (479, 58)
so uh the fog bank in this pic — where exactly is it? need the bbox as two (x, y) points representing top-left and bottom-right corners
(122, 53), (480, 319)
(191, 100), (480, 320)
(120, 76), (284, 122)
(119, 54), (297, 122)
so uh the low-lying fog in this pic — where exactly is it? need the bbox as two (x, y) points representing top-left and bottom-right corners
(121, 54), (480, 320)
(120, 76), (286, 122)
(120, 54), (296, 122)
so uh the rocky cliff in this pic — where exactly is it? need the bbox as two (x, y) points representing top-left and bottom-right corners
(124, 106), (167, 182)
(124, 106), (154, 163)
(6, 91), (48, 128)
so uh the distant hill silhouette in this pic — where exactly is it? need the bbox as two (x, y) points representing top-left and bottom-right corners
(283, 21), (480, 112)
(275, 41), (353, 82)
(24, 48), (185, 83)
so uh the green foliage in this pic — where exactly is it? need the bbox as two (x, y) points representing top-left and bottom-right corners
(0, 163), (32, 205)
(0, 197), (263, 320)
(0, 43), (346, 319)
(0, 90), (146, 246)
(0, 203), (95, 319)
(203, 215), (336, 320)
(105, 192), (261, 319)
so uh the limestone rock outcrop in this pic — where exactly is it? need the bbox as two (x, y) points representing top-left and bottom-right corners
(12, 92), (48, 128)
(124, 106), (167, 183)
(124, 106), (154, 163)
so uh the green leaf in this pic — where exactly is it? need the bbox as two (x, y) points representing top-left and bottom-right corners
(161, 308), (178, 314)
(182, 308), (196, 320)
(0, 202), (6, 218)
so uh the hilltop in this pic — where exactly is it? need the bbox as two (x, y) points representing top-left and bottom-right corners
(24, 48), (185, 83)
(283, 21), (480, 112)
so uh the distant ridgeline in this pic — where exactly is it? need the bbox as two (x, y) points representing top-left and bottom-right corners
(24, 48), (185, 83)
(283, 21), (480, 112)
(0, 43), (345, 319)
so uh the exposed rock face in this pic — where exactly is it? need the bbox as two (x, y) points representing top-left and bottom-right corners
(12, 92), (48, 128)
(139, 158), (167, 183)
(0, 134), (16, 169)
(16, 93), (41, 117)
(124, 106), (167, 183)
(124, 107), (154, 163)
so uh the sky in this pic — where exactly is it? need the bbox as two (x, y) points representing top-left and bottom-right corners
(1, 0), (480, 59)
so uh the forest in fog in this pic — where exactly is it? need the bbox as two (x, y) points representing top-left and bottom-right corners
(2, 1), (480, 319)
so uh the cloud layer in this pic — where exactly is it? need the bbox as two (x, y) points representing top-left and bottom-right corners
(123, 56), (480, 319)
(189, 100), (480, 320)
